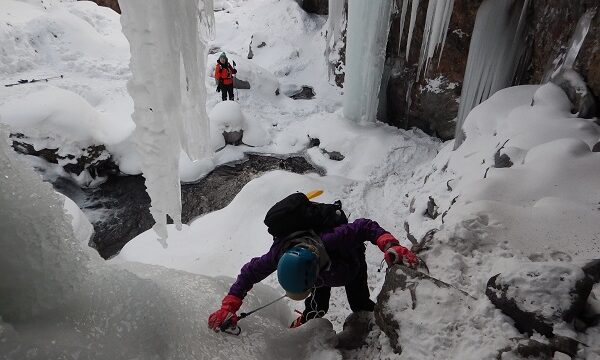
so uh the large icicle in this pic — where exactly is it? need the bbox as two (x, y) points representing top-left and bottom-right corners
(543, 8), (597, 83)
(120, 0), (214, 244)
(343, 0), (394, 123)
(405, 0), (420, 61)
(453, 0), (529, 149)
(417, 0), (454, 79)
(397, 0), (409, 56)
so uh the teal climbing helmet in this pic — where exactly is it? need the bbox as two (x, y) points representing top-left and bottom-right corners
(219, 52), (227, 60)
(277, 245), (319, 300)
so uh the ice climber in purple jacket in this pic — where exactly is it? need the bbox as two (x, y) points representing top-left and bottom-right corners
(208, 217), (419, 331)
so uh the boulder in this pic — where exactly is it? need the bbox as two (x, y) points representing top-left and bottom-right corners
(334, 311), (374, 350)
(550, 69), (597, 118)
(289, 86), (316, 100)
(11, 133), (119, 183)
(375, 265), (474, 354)
(486, 263), (594, 337)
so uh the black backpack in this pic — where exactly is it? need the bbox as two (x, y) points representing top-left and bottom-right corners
(264, 192), (348, 238)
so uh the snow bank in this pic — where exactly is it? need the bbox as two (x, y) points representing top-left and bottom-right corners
(117, 170), (353, 277)
(210, 100), (245, 133)
(0, 86), (132, 147)
(445, 83), (600, 258)
(0, 0), (129, 76)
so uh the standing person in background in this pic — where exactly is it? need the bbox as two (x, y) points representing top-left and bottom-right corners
(215, 52), (237, 101)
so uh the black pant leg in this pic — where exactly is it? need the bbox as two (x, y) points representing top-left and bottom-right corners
(221, 85), (227, 101)
(227, 84), (234, 100)
(301, 286), (331, 322)
(345, 246), (375, 312)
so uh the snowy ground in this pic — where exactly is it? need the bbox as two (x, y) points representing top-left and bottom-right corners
(1, 0), (599, 359)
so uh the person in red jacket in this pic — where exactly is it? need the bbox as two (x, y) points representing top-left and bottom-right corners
(207, 218), (419, 332)
(214, 52), (237, 101)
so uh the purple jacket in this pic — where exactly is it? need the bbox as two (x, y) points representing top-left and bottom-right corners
(228, 218), (388, 299)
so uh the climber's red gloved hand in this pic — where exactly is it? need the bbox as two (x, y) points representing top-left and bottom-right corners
(376, 233), (419, 268)
(208, 294), (242, 332)
(290, 315), (303, 328)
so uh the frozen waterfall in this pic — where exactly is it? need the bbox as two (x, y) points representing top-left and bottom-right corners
(453, 0), (530, 149)
(343, 0), (394, 123)
(120, 0), (214, 243)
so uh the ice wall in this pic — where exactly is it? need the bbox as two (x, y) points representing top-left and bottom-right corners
(0, 125), (317, 359)
(120, 0), (214, 243)
(453, 0), (530, 149)
(0, 124), (90, 322)
(326, 0), (346, 80)
(343, 0), (393, 123)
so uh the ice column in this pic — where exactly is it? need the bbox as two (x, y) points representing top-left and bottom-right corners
(343, 0), (394, 123)
(120, 0), (214, 244)
(453, 0), (529, 149)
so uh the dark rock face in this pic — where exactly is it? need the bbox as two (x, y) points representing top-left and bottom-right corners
(592, 141), (600, 152)
(486, 265), (594, 338)
(11, 134), (119, 183)
(299, 0), (328, 15)
(56, 154), (320, 259)
(85, 0), (121, 13)
(381, 0), (600, 139)
(583, 259), (600, 283)
(530, 0), (600, 112)
(384, 0), (482, 140)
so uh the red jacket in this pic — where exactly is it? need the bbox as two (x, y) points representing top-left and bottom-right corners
(215, 61), (236, 85)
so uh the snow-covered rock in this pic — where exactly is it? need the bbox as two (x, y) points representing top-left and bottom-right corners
(486, 262), (593, 337)
(375, 265), (493, 357)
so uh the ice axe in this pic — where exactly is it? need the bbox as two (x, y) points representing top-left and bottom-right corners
(219, 294), (287, 335)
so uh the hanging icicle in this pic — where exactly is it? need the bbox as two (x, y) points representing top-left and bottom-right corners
(417, 0), (454, 79)
(405, 0), (420, 61)
(543, 7), (597, 83)
(453, 0), (530, 149)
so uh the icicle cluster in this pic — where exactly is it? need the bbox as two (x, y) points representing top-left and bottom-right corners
(396, 0), (454, 79)
(343, 0), (394, 123)
(453, 0), (530, 149)
(120, 0), (214, 244)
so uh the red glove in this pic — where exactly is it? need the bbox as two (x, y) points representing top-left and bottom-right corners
(208, 294), (242, 332)
(376, 233), (419, 268)
(290, 315), (303, 328)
